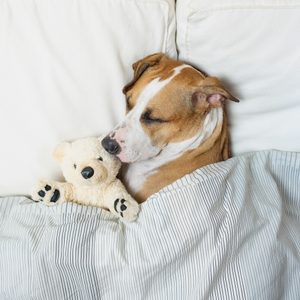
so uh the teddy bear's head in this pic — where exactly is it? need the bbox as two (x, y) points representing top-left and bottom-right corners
(53, 137), (121, 187)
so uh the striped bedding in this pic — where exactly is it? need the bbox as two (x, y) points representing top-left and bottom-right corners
(0, 150), (299, 300)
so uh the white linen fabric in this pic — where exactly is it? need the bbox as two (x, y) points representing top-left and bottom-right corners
(0, 0), (176, 196)
(0, 150), (299, 299)
(176, 0), (300, 155)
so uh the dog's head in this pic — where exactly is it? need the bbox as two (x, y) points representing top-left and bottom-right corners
(102, 53), (238, 163)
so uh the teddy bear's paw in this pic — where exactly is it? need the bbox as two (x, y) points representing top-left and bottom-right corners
(32, 181), (64, 206)
(113, 198), (139, 222)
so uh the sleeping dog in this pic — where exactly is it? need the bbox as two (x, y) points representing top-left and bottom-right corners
(102, 53), (239, 202)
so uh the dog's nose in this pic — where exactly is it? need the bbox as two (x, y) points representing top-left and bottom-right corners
(81, 167), (94, 179)
(101, 136), (121, 155)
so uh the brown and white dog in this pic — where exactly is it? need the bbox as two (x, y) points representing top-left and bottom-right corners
(102, 53), (238, 203)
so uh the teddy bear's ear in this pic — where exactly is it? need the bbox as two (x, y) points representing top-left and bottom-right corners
(53, 142), (71, 163)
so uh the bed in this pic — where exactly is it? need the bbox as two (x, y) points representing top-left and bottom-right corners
(0, 0), (300, 299)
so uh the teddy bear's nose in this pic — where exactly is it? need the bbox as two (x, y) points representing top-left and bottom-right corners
(81, 167), (94, 179)
(101, 136), (121, 155)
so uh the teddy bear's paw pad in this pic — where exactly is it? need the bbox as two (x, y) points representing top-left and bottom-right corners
(114, 198), (139, 222)
(32, 182), (62, 206)
(37, 186), (60, 203)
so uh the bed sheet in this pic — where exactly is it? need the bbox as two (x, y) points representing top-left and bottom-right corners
(0, 150), (299, 299)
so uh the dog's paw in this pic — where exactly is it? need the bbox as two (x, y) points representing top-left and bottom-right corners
(113, 198), (139, 222)
(31, 181), (64, 206)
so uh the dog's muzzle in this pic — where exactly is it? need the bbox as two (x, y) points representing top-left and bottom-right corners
(101, 136), (121, 155)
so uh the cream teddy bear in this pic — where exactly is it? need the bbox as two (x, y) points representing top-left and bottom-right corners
(31, 137), (140, 222)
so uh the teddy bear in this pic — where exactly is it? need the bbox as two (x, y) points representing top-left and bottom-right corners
(31, 136), (140, 222)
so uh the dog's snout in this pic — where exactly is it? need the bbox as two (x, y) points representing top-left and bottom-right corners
(81, 167), (94, 179)
(101, 136), (121, 155)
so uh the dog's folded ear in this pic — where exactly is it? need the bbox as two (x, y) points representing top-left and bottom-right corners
(122, 53), (165, 94)
(192, 76), (239, 110)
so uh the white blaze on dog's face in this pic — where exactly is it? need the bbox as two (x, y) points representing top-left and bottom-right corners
(108, 53), (237, 163)
(112, 64), (189, 162)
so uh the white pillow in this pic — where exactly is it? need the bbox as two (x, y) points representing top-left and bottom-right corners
(176, 0), (300, 155)
(0, 0), (176, 196)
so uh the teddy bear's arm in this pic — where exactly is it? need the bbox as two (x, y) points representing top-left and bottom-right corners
(104, 179), (140, 222)
(32, 180), (74, 206)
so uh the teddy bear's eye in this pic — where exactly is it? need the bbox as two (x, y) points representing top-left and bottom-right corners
(73, 164), (77, 169)
(98, 156), (103, 161)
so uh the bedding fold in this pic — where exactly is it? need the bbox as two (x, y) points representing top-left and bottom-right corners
(0, 150), (299, 299)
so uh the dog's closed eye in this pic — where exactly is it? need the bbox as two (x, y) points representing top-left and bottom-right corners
(141, 111), (166, 125)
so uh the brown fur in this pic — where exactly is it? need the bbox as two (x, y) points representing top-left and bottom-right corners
(135, 115), (229, 201)
(123, 53), (238, 202)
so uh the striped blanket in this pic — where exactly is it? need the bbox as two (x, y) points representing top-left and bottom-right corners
(0, 150), (299, 300)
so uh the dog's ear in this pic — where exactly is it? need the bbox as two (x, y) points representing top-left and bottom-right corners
(192, 77), (239, 110)
(53, 142), (71, 163)
(122, 53), (165, 94)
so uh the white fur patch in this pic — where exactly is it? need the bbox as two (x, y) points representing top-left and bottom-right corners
(126, 107), (223, 193)
(115, 64), (191, 163)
